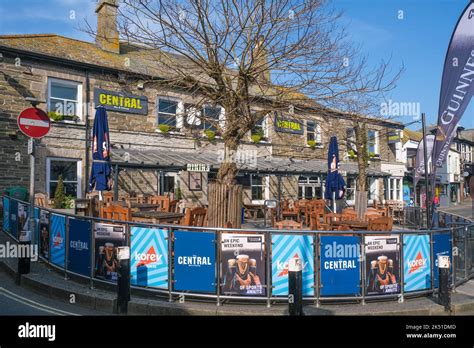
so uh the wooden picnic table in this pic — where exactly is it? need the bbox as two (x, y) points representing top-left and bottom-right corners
(330, 220), (369, 230)
(244, 204), (265, 220)
(132, 211), (184, 224)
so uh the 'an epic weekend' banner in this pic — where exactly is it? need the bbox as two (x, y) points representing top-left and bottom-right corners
(130, 227), (168, 289)
(432, 2), (474, 171)
(320, 236), (361, 296)
(403, 234), (431, 292)
(271, 234), (314, 296)
(94, 223), (125, 283)
(173, 231), (216, 293)
(221, 233), (266, 296)
(365, 235), (400, 295)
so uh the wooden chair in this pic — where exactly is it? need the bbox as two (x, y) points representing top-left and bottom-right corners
(367, 216), (393, 231)
(169, 200), (179, 213)
(309, 210), (325, 230)
(281, 199), (300, 222)
(100, 203), (131, 221)
(275, 219), (303, 230)
(148, 195), (170, 212)
(74, 198), (94, 216)
(34, 193), (48, 208)
(181, 207), (207, 227)
(304, 200), (326, 226)
(341, 212), (358, 221)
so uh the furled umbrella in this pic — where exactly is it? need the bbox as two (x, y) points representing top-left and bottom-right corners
(324, 136), (346, 213)
(89, 106), (111, 199)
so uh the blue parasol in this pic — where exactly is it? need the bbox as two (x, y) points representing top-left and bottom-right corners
(325, 136), (345, 212)
(89, 107), (111, 194)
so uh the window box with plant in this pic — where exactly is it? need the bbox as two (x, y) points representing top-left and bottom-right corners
(52, 175), (75, 212)
(48, 111), (80, 123)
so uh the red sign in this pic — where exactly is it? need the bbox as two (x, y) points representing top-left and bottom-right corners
(17, 108), (51, 138)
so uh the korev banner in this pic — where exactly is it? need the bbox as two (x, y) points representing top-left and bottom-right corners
(403, 234), (431, 292)
(130, 227), (168, 289)
(50, 214), (66, 268)
(432, 2), (474, 171)
(271, 234), (314, 296)
(173, 231), (216, 293)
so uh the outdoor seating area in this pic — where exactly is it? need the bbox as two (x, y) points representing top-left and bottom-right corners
(262, 198), (395, 231)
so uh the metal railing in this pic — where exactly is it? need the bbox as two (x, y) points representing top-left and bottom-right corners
(1, 195), (473, 307)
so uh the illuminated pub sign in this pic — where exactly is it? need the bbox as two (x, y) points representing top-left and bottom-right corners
(94, 88), (148, 115)
(274, 114), (304, 135)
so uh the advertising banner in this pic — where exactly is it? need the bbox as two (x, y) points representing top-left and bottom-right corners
(38, 210), (50, 260)
(34, 208), (39, 244)
(320, 236), (361, 296)
(50, 214), (66, 268)
(365, 235), (400, 295)
(173, 231), (216, 293)
(274, 114), (304, 135)
(433, 233), (452, 288)
(432, 2), (474, 171)
(68, 219), (92, 277)
(94, 223), (125, 283)
(130, 227), (168, 289)
(94, 88), (148, 115)
(271, 234), (314, 296)
(403, 234), (431, 292)
(221, 233), (265, 296)
(3, 196), (9, 232)
(17, 203), (28, 234)
(9, 199), (17, 239)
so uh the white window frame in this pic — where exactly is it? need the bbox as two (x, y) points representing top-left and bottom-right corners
(250, 174), (269, 204)
(201, 105), (223, 133)
(47, 77), (83, 122)
(368, 129), (379, 156)
(156, 96), (181, 131)
(46, 157), (82, 199)
(251, 113), (269, 142)
(306, 120), (322, 147)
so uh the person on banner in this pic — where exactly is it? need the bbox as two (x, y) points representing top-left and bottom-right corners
(96, 243), (119, 280)
(366, 255), (397, 294)
(223, 254), (261, 294)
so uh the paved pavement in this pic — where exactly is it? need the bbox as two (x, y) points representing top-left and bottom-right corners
(0, 265), (108, 316)
(439, 199), (474, 220)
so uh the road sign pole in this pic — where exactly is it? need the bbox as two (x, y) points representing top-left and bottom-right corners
(28, 138), (36, 247)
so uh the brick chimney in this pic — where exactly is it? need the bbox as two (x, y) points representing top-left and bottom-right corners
(253, 36), (270, 82)
(96, 0), (120, 54)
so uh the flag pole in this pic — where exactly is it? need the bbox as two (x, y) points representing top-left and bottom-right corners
(422, 113), (431, 228)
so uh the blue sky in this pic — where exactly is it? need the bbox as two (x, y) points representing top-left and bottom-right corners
(0, 0), (472, 129)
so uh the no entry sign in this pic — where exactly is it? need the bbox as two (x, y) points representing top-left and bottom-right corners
(17, 108), (51, 138)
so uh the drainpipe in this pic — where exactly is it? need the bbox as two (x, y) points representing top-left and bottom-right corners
(84, 70), (90, 197)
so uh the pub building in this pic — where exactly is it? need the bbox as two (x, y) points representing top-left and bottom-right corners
(0, 0), (406, 212)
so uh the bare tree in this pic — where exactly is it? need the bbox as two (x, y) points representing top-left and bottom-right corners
(84, 0), (402, 186)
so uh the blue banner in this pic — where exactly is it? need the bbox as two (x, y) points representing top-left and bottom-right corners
(131, 227), (168, 289)
(34, 208), (40, 245)
(173, 231), (216, 293)
(9, 199), (18, 239)
(50, 214), (66, 268)
(320, 236), (361, 296)
(68, 218), (92, 276)
(433, 233), (452, 288)
(271, 234), (314, 296)
(3, 196), (9, 232)
(403, 234), (431, 292)
(432, 2), (474, 171)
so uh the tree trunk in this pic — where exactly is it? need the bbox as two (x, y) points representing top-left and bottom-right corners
(354, 123), (368, 219)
